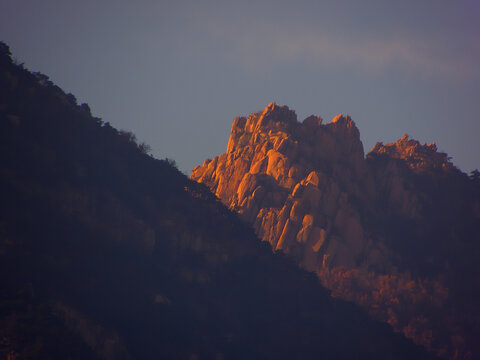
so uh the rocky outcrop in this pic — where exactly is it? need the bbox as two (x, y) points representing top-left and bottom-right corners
(192, 103), (480, 359)
(192, 103), (372, 271)
(369, 134), (455, 172)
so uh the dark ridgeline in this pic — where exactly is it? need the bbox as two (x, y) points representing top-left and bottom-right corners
(0, 42), (436, 359)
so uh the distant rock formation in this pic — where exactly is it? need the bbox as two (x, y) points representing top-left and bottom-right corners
(192, 103), (368, 270)
(192, 103), (480, 359)
(370, 134), (454, 171)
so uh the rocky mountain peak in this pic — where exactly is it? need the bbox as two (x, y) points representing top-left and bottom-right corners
(192, 104), (370, 270)
(193, 105), (463, 275)
(331, 113), (351, 124)
(191, 104), (479, 358)
(368, 134), (454, 171)
(257, 102), (297, 127)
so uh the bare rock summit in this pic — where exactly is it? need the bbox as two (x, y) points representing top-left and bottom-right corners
(191, 103), (480, 359)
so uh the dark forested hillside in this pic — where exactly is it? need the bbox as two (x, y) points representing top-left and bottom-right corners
(0, 42), (436, 359)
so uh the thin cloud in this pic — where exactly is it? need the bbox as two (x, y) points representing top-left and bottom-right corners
(226, 24), (480, 80)
(151, 1), (480, 81)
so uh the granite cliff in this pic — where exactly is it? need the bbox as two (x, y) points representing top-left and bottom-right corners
(192, 103), (480, 359)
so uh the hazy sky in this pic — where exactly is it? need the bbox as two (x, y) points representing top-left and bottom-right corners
(1, 0), (479, 173)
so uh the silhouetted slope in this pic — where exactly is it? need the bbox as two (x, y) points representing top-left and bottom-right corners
(191, 103), (480, 359)
(0, 42), (435, 359)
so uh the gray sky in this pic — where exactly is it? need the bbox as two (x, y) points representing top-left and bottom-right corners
(1, 0), (479, 173)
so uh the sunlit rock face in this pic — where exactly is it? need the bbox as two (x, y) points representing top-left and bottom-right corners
(192, 103), (480, 359)
(192, 103), (461, 272)
(192, 102), (374, 271)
